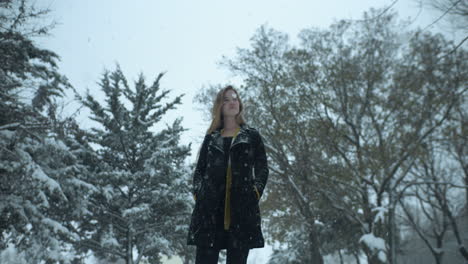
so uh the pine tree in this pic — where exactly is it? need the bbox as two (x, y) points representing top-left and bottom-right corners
(1, 1), (95, 263)
(76, 66), (191, 264)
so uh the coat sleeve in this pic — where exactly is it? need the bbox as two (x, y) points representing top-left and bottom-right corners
(192, 134), (210, 200)
(253, 129), (269, 199)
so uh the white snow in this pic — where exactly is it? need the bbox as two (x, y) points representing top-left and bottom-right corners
(69, 178), (98, 192)
(0, 244), (28, 264)
(123, 204), (149, 217)
(45, 137), (68, 151)
(30, 164), (66, 198)
(359, 233), (386, 252)
(42, 218), (78, 240)
(314, 219), (325, 226)
(0, 129), (16, 138)
(378, 251), (387, 262)
(372, 206), (387, 224)
(101, 229), (120, 248)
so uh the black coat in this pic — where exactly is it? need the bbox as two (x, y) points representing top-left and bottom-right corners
(187, 124), (269, 249)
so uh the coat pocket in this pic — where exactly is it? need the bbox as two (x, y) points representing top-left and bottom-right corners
(253, 185), (260, 200)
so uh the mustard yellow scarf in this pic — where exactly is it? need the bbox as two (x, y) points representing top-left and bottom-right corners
(222, 127), (240, 230)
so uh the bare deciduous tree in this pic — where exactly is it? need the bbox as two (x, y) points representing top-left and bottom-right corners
(195, 9), (467, 264)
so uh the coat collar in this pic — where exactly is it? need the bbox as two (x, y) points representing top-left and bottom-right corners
(210, 124), (250, 154)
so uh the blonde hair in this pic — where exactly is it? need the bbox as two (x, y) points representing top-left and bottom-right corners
(206, 85), (246, 134)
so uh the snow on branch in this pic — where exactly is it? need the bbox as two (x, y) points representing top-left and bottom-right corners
(42, 218), (78, 240)
(287, 174), (309, 205)
(0, 122), (21, 130)
(68, 178), (98, 193)
(372, 206), (388, 224)
(17, 148), (68, 202)
(30, 164), (67, 201)
(123, 204), (150, 217)
(359, 233), (387, 262)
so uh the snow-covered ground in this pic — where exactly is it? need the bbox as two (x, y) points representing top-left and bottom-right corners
(161, 244), (273, 264)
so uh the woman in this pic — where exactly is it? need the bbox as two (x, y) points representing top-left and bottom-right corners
(187, 85), (269, 264)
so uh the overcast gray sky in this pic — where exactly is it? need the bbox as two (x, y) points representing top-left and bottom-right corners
(37, 0), (449, 163)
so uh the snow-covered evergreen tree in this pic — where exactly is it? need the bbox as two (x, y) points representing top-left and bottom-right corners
(76, 67), (191, 264)
(0, 1), (96, 262)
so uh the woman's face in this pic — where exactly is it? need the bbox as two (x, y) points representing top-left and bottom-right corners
(222, 89), (240, 118)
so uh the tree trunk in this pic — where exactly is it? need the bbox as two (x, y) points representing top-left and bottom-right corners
(432, 236), (444, 264)
(309, 228), (324, 264)
(363, 246), (386, 264)
(367, 254), (386, 264)
(440, 193), (468, 261)
(354, 252), (361, 264)
(126, 229), (133, 264)
(464, 169), (468, 208)
(338, 249), (344, 264)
